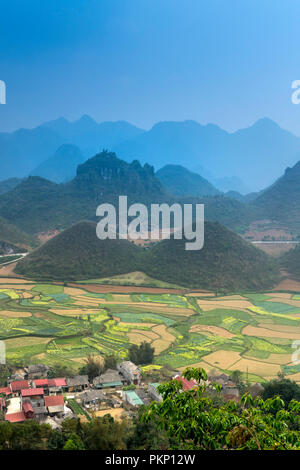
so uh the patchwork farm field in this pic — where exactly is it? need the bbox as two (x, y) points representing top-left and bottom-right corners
(0, 276), (300, 384)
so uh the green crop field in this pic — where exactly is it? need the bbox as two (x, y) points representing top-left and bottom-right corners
(0, 277), (299, 383)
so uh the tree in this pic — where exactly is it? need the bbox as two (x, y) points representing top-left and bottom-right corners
(82, 415), (129, 450)
(47, 430), (65, 450)
(48, 363), (75, 379)
(79, 355), (104, 381)
(0, 420), (52, 450)
(262, 378), (300, 406)
(104, 354), (117, 371)
(129, 341), (154, 365)
(0, 364), (13, 387)
(63, 433), (85, 450)
(127, 407), (170, 450)
(230, 370), (243, 385)
(142, 367), (300, 450)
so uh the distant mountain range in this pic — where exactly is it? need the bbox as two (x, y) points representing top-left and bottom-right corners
(0, 151), (167, 234)
(0, 150), (255, 235)
(114, 118), (300, 191)
(15, 220), (278, 291)
(0, 116), (144, 180)
(1, 116), (300, 191)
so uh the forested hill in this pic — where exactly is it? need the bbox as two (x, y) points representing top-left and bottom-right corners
(16, 220), (279, 291)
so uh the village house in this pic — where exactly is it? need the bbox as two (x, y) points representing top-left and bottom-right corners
(5, 411), (26, 423)
(208, 373), (230, 386)
(22, 401), (34, 420)
(93, 369), (123, 389)
(48, 378), (67, 395)
(118, 361), (141, 385)
(221, 382), (240, 402)
(26, 364), (50, 380)
(21, 388), (45, 408)
(31, 377), (67, 395)
(110, 396), (123, 408)
(7, 373), (25, 384)
(135, 388), (151, 406)
(44, 395), (65, 417)
(10, 380), (29, 397)
(33, 379), (49, 392)
(66, 375), (89, 392)
(174, 375), (198, 391)
(0, 386), (12, 398)
(123, 390), (144, 407)
(79, 389), (108, 410)
(148, 383), (163, 403)
(31, 405), (48, 421)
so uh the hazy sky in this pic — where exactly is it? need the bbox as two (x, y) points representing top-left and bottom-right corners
(1, 0), (300, 134)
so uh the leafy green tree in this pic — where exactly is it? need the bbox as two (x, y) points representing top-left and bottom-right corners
(48, 363), (75, 379)
(0, 420), (51, 450)
(262, 378), (300, 406)
(82, 415), (129, 450)
(142, 367), (300, 450)
(63, 433), (85, 450)
(104, 354), (117, 371)
(127, 407), (170, 450)
(79, 355), (104, 381)
(0, 421), (13, 450)
(47, 430), (65, 450)
(230, 370), (243, 384)
(0, 364), (13, 387)
(129, 341), (154, 365)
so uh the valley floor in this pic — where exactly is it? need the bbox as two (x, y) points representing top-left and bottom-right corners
(0, 274), (299, 384)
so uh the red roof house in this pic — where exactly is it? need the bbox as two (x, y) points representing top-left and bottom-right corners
(10, 380), (29, 393)
(21, 388), (44, 398)
(48, 378), (67, 387)
(44, 395), (64, 407)
(0, 386), (11, 396)
(33, 379), (49, 387)
(22, 401), (34, 419)
(174, 376), (198, 391)
(44, 394), (65, 415)
(5, 412), (26, 423)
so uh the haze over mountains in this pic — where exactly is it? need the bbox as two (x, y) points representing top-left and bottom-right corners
(0, 150), (257, 236)
(1, 115), (300, 192)
(253, 159), (300, 230)
(0, 116), (144, 181)
(114, 118), (300, 192)
(0, 151), (168, 234)
(31, 144), (85, 183)
(0, 131), (298, 290)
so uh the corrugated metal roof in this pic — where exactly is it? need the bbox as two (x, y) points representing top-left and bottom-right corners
(100, 381), (123, 388)
(125, 390), (144, 405)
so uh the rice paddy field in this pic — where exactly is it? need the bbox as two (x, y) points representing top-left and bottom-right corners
(0, 275), (300, 384)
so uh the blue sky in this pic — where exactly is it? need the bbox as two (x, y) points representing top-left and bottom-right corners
(1, 0), (300, 134)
